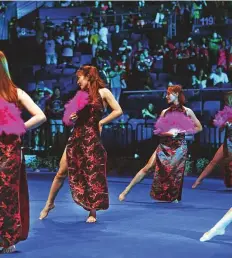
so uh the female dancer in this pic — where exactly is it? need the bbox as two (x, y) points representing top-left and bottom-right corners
(119, 85), (202, 202)
(0, 51), (46, 253)
(39, 65), (122, 223)
(192, 91), (232, 189)
(200, 206), (232, 242)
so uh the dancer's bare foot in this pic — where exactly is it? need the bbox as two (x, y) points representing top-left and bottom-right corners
(39, 203), (55, 220)
(119, 190), (128, 201)
(86, 216), (97, 223)
(200, 228), (225, 242)
(86, 210), (97, 223)
(192, 180), (202, 189)
(1, 245), (16, 254)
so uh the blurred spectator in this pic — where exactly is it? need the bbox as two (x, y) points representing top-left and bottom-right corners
(118, 39), (132, 57)
(46, 87), (65, 145)
(99, 22), (108, 45)
(217, 40), (228, 70)
(109, 64), (125, 102)
(209, 65), (229, 86)
(142, 103), (157, 120)
(90, 28), (100, 58)
(61, 32), (75, 64)
(111, 25), (122, 55)
(44, 33), (57, 65)
(191, 68), (208, 89)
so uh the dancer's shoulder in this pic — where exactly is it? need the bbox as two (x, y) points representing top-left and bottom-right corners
(183, 106), (193, 116)
(160, 108), (169, 117)
(17, 88), (25, 97)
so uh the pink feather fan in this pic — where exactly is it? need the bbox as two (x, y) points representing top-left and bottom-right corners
(63, 90), (89, 126)
(213, 106), (232, 128)
(154, 111), (196, 135)
(0, 98), (26, 135)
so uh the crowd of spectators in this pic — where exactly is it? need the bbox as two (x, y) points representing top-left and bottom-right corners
(5, 0), (232, 150)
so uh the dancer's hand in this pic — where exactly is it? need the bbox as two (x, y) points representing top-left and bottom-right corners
(70, 112), (78, 122)
(99, 121), (103, 135)
(168, 128), (180, 137)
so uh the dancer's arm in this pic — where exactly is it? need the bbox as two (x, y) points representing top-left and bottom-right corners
(186, 108), (202, 133)
(17, 88), (47, 130)
(99, 88), (123, 128)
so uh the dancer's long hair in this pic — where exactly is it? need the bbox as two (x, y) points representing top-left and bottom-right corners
(0, 51), (18, 104)
(77, 65), (105, 103)
(167, 85), (185, 105)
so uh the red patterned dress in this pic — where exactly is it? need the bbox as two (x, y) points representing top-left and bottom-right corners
(150, 105), (188, 202)
(0, 101), (29, 248)
(66, 93), (109, 211)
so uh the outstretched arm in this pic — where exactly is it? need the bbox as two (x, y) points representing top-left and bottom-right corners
(18, 89), (47, 130)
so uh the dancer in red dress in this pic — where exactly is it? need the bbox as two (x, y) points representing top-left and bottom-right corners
(39, 65), (122, 223)
(119, 85), (202, 202)
(0, 51), (46, 253)
(192, 91), (232, 189)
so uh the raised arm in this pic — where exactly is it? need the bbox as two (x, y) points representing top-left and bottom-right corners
(17, 89), (47, 130)
(99, 88), (123, 126)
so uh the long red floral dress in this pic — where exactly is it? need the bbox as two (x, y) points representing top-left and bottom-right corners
(0, 100), (29, 248)
(66, 93), (109, 211)
(150, 105), (188, 202)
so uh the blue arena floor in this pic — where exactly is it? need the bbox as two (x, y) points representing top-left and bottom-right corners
(9, 173), (232, 258)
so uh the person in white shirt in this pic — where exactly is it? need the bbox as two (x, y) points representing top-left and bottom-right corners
(99, 22), (108, 45)
(209, 65), (229, 86)
(61, 32), (75, 64)
(45, 34), (57, 65)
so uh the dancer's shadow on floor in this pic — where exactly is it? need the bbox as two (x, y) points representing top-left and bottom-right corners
(26, 219), (114, 252)
(159, 228), (232, 245)
(115, 200), (230, 213)
(193, 187), (232, 194)
(114, 200), (197, 210)
(207, 238), (232, 246)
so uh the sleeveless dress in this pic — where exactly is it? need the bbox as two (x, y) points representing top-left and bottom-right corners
(66, 93), (109, 211)
(0, 100), (29, 248)
(150, 105), (188, 202)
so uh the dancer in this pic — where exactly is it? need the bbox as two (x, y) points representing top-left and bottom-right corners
(200, 207), (232, 242)
(119, 85), (202, 202)
(39, 65), (122, 223)
(192, 91), (232, 189)
(0, 51), (46, 253)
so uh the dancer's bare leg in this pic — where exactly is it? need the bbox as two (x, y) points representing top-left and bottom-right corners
(39, 147), (68, 220)
(119, 151), (157, 201)
(192, 145), (224, 189)
(200, 208), (232, 242)
(86, 209), (97, 223)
